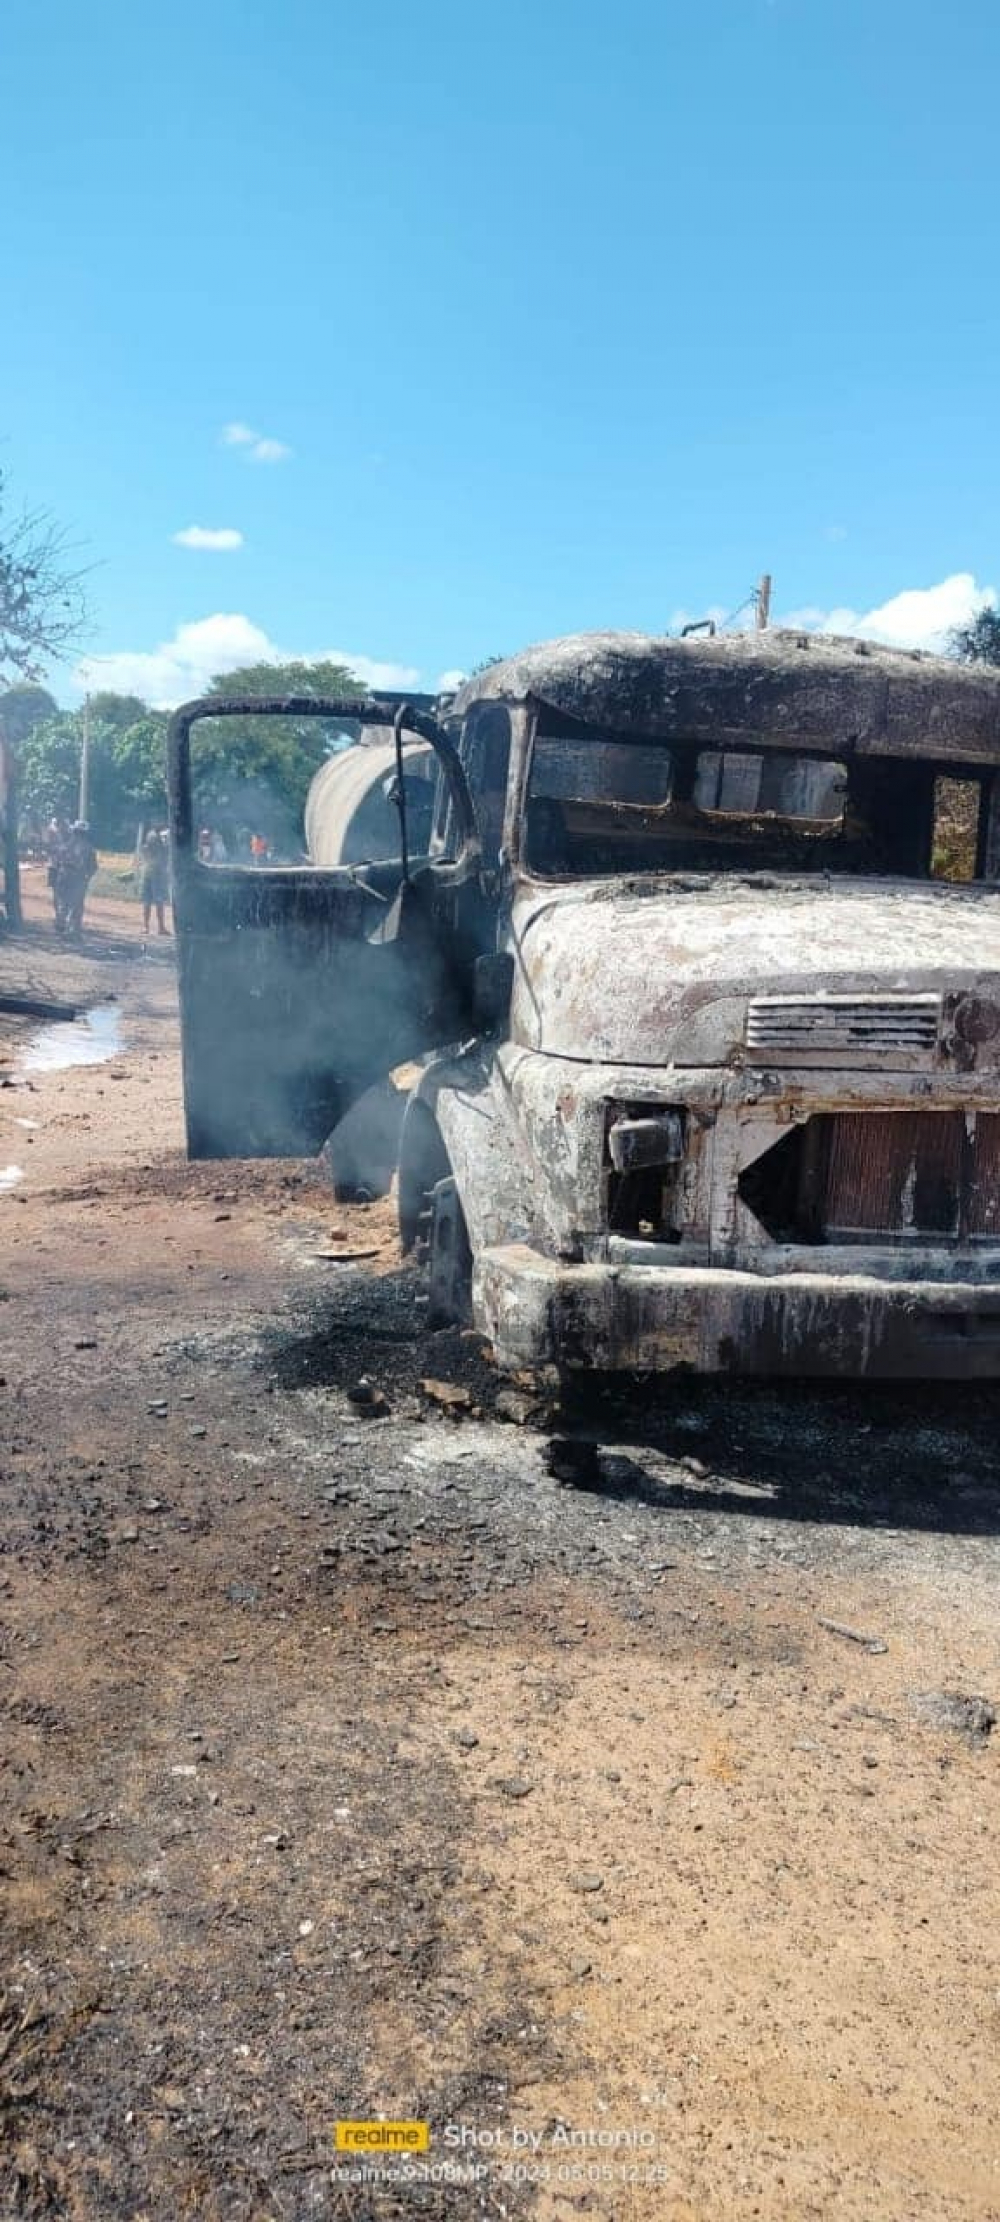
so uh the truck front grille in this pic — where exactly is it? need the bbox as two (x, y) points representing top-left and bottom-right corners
(739, 1110), (1000, 1244)
(746, 994), (940, 1063)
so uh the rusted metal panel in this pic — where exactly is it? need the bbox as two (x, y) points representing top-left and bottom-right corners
(967, 1115), (1000, 1237)
(449, 629), (1000, 768)
(506, 879), (1000, 1069)
(475, 1244), (1000, 1380)
(167, 694), (479, 1158)
(174, 873), (446, 1158)
(820, 1112), (964, 1240)
(432, 1039), (1000, 1270)
(746, 993), (940, 1065)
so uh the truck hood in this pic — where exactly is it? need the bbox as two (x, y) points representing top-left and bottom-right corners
(509, 876), (1000, 1066)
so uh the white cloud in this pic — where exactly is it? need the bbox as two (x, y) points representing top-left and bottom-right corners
(172, 526), (244, 552)
(340, 651), (422, 692)
(220, 420), (292, 464)
(76, 616), (275, 705)
(249, 437), (291, 464)
(783, 572), (997, 654)
(74, 615), (419, 709)
(436, 667), (467, 692)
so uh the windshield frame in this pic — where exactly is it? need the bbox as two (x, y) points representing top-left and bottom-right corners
(512, 703), (999, 889)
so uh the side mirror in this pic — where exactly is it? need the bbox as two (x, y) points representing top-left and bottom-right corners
(473, 952), (514, 1034)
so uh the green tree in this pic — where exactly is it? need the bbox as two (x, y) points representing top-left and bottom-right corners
(16, 711), (82, 827)
(110, 713), (170, 825)
(194, 659), (366, 848)
(86, 691), (149, 732)
(13, 659), (377, 854)
(950, 607), (1000, 665)
(16, 704), (171, 846)
(0, 682), (58, 746)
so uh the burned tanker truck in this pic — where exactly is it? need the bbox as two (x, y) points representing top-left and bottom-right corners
(167, 627), (1000, 1378)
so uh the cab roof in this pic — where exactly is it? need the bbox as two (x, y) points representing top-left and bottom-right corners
(447, 628), (1000, 767)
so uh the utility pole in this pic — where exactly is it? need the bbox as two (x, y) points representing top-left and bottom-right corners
(756, 573), (772, 631)
(78, 694), (91, 822)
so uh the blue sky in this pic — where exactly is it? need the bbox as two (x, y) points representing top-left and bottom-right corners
(3, 0), (999, 704)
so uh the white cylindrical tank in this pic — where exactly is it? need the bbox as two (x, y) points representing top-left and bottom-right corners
(304, 729), (435, 867)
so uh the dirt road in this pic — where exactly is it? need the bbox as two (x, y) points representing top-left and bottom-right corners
(2, 894), (1000, 2221)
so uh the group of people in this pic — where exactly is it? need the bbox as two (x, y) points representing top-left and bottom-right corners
(45, 816), (98, 940)
(46, 816), (172, 942)
(43, 815), (270, 944)
(197, 826), (270, 865)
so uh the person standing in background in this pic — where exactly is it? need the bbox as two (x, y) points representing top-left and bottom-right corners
(139, 827), (170, 940)
(46, 813), (71, 934)
(62, 821), (97, 940)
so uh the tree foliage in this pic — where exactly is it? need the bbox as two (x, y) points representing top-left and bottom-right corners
(108, 714), (171, 814)
(202, 658), (365, 760)
(15, 714), (83, 829)
(87, 691), (149, 732)
(191, 659), (366, 847)
(16, 702), (171, 845)
(0, 683), (58, 746)
(0, 473), (89, 685)
(950, 606), (1000, 667)
(14, 660), (371, 852)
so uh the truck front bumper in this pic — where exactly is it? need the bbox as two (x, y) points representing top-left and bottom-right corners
(474, 1244), (1000, 1379)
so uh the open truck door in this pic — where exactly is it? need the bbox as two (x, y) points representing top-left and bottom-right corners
(167, 696), (481, 1158)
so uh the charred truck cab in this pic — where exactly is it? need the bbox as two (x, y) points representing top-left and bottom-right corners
(168, 630), (1000, 1379)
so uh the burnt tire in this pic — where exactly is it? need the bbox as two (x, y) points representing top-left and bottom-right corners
(425, 1174), (473, 1329)
(398, 1103), (473, 1326)
(398, 1101), (449, 1253)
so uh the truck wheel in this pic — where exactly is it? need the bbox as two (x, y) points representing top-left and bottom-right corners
(398, 1104), (473, 1325)
(426, 1175), (473, 1328)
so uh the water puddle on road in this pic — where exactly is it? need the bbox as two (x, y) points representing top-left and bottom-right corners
(18, 1001), (122, 1077)
(0, 1165), (24, 1193)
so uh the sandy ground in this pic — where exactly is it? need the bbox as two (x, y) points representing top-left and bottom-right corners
(2, 881), (1000, 2220)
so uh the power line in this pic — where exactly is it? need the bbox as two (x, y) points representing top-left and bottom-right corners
(718, 589), (757, 631)
(676, 577), (774, 636)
